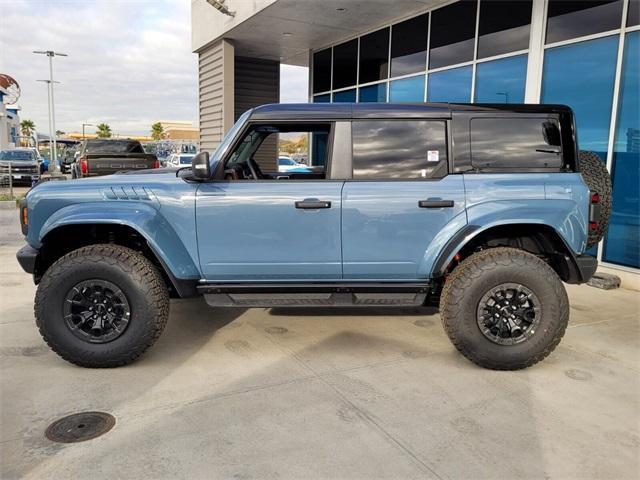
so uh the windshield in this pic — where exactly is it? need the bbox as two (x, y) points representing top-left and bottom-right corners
(279, 157), (296, 165)
(0, 150), (35, 161)
(86, 141), (144, 154)
(179, 155), (193, 163)
(211, 109), (252, 165)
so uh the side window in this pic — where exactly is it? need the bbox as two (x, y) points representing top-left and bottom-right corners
(470, 117), (563, 169)
(352, 120), (448, 179)
(224, 123), (331, 180)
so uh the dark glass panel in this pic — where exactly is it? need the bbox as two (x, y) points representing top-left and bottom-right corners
(470, 117), (563, 169)
(546, 0), (624, 44)
(604, 31), (640, 268)
(474, 55), (527, 103)
(352, 121), (447, 179)
(333, 89), (356, 102)
(332, 39), (358, 89)
(391, 14), (428, 77)
(477, 0), (532, 58)
(542, 35), (619, 157)
(312, 48), (331, 93)
(359, 28), (389, 84)
(389, 75), (425, 102)
(313, 94), (331, 103)
(429, 0), (477, 69)
(628, 0), (640, 26)
(427, 66), (472, 102)
(359, 83), (387, 102)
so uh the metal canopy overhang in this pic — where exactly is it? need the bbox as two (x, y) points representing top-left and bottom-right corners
(201, 0), (445, 66)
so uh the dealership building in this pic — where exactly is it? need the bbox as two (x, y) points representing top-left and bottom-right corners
(192, 0), (639, 275)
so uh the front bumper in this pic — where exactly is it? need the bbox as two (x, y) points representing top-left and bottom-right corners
(16, 245), (38, 275)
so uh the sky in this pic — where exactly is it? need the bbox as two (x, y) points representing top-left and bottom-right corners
(0, 0), (309, 137)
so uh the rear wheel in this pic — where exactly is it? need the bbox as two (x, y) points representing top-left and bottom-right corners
(440, 247), (569, 370)
(35, 244), (169, 367)
(579, 151), (612, 247)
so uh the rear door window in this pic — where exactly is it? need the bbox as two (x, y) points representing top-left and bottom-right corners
(470, 117), (563, 169)
(352, 120), (448, 179)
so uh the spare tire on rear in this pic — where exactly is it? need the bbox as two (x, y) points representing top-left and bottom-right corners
(579, 151), (612, 247)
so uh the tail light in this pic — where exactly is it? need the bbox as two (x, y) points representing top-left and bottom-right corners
(589, 191), (602, 231)
(591, 192), (601, 204)
(80, 156), (88, 175)
(152, 160), (160, 169)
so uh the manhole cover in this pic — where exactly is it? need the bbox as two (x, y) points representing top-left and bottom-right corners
(45, 412), (115, 443)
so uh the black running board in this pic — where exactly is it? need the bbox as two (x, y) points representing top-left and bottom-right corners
(198, 282), (431, 308)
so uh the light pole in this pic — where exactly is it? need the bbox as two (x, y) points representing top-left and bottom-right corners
(82, 123), (93, 139)
(33, 50), (67, 175)
(496, 92), (510, 104)
(36, 79), (60, 167)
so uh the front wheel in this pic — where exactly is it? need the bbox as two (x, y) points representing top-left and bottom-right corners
(439, 247), (569, 370)
(35, 244), (170, 367)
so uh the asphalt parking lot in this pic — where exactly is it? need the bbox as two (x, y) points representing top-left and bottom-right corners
(0, 207), (638, 480)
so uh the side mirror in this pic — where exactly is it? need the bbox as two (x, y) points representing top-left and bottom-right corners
(192, 151), (211, 179)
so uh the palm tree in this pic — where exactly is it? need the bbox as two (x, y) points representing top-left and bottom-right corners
(21, 119), (35, 137)
(151, 122), (165, 141)
(55, 130), (65, 137)
(96, 123), (112, 138)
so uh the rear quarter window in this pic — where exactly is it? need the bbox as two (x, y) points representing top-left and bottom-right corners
(470, 117), (563, 170)
(352, 120), (448, 179)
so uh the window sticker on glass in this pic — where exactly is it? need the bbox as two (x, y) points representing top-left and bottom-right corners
(428, 150), (440, 162)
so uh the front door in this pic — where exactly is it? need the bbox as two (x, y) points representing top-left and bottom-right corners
(341, 119), (466, 280)
(196, 121), (343, 281)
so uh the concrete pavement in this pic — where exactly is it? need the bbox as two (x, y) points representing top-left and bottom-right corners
(1, 207), (638, 479)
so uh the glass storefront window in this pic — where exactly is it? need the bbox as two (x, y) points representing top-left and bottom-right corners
(628, 0), (640, 26)
(604, 31), (640, 268)
(390, 75), (425, 102)
(312, 48), (332, 94)
(391, 14), (428, 77)
(542, 35), (619, 158)
(359, 28), (389, 84)
(332, 39), (358, 89)
(477, 0), (532, 58)
(313, 94), (330, 103)
(333, 89), (356, 102)
(427, 66), (472, 103)
(546, 0), (624, 45)
(474, 54), (527, 103)
(429, 0), (477, 69)
(359, 83), (387, 102)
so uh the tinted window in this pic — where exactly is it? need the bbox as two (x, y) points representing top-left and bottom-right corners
(478, 0), (532, 58)
(391, 14), (428, 77)
(546, 0), (624, 44)
(390, 75), (425, 102)
(628, 0), (640, 26)
(429, 0), (477, 69)
(359, 83), (386, 102)
(427, 66), (472, 102)
(313, 48), (331, 93)
(86, 141), (144, 154)
(359, 28), (389, 84)
(332, 39), (358, 89)
(470, 117), (563, 169)
(333, 89), (356, 102)
(0, 150), (34, 161)
(313, 94), (330, 103)
(352, 121), (447, 179)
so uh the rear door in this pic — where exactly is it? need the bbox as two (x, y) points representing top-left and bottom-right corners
(341, 119), (466, 280)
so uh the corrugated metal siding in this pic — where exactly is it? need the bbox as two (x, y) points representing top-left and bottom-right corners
(235, 56), (280, 172)
(198, 41), (227, 152)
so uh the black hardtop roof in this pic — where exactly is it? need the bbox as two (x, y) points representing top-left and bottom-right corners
(249, 102), (573, 120)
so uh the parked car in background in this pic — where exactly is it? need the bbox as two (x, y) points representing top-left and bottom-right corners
(166, 153), (196, 168)
(0, 148), (40, 185)
(278, 156), (313, 173)
(71, 139), (159, 178)
(61, 146), (79, 174)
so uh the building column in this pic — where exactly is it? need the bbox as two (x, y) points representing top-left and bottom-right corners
(524, 0), (547, 103)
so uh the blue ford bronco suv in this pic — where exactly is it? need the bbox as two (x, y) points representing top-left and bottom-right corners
(16, 103), (611, 370)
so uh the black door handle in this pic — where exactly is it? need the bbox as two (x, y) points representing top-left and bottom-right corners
(295, 200), (332, 209)
(418, 200), (454, 208)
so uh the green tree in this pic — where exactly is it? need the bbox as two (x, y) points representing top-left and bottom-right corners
(55, 130), (65, 137)
(20, 119), (35, 137)
(151, 122), (165, 141)
(96, 123), (112, 138)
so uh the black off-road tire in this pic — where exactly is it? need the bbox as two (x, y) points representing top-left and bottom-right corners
(35, 244), (170, 367)
(440, 247), (569, 370)
(579, 150), (612, 247)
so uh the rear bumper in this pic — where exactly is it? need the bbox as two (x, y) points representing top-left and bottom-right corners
(16, 245), (38, 274)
